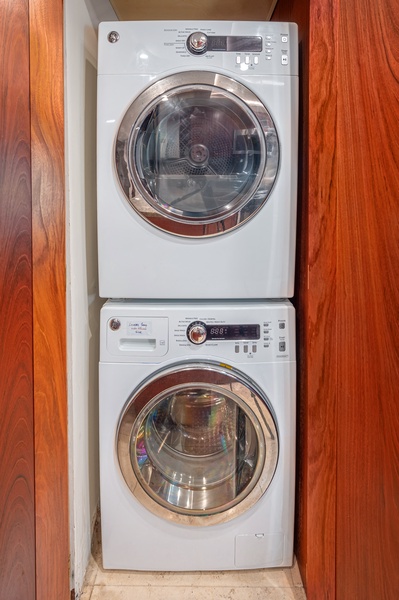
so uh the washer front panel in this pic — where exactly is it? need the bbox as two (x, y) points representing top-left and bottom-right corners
(99, 300), (296, 570)
(117, 361), (278, 526)
(116, 71), (279, 237)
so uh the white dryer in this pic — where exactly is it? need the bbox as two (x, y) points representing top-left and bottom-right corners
(97, 21), (298, 299)
(100, 299), (296, 570)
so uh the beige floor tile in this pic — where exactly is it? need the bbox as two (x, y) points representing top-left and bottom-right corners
(94, 566), (297, 588)
(90, 586), (306, 599)
(288, 559), (305, 588)
(84, 554), (99, 587)
(79, 587), (93, 600)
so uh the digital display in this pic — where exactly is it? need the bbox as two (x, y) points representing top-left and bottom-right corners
(226, 36), (263, 53)
(206, 324), (260, 341)
(207, 36), (263, 53)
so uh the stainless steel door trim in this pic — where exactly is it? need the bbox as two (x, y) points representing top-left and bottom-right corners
(115, 71), (279, 237)
(116, 361), (279, 526)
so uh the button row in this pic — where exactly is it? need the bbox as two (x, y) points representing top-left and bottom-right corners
(263, 325), (270, 348)
(235, 344), (257, 353)
(235, 51), (289, 65)
(236, 54), (259, 65)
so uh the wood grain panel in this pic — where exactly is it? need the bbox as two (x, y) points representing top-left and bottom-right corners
(0, 1), (35, 598)
(304, 2), (338, 598)
(29, 0), (69, 597)
(275, 1), (399, 598)
(272, 2), (337, 598)
(336, 0), (399, 597)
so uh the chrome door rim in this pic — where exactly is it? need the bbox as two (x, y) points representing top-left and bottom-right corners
(115, 71), (279, 237)
(116, 361), (279, 526)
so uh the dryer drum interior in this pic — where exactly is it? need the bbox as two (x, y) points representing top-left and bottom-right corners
(116, 363), (279, 526)
(115, 71), (280, 237)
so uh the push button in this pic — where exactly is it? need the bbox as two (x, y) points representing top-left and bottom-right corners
(279, 341), (286, 352)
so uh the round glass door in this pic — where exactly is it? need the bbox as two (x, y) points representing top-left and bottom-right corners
(115, 71), (279, 237)
(117, 362), (278, 526)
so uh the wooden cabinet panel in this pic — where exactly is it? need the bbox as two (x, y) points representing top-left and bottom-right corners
(0, 1), (35, 598)
(1, 0), (68, 598)
(336, 0), (399, 597)
(29, 0), (69, 597)
(273, 2), (338, 598)
(274, 0), (399, 598)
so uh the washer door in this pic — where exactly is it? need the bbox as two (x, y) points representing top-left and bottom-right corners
(117, 362), (278, 526)
(116, 71), (279, 237)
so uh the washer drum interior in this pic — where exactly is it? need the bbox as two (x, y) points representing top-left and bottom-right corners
(116, 362), (279, 526)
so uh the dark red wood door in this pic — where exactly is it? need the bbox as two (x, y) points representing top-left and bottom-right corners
(0, 0), (69, 598)
(0, 0), (35, 598)
(336, 0), (399, 597)
(273, 1), (399, 599)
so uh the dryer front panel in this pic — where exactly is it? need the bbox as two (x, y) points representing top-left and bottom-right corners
(116, 71), (279, 237)
(116, 361), (278, 526)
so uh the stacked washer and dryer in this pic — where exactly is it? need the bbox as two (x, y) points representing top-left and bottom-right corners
(97, 21), (298, 571)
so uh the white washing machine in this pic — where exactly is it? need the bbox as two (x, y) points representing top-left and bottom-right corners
(97, 21), (298, 299)
(100, 299), (296, 570)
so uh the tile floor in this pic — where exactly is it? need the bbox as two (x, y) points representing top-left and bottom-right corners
(80, 523), (307, 600)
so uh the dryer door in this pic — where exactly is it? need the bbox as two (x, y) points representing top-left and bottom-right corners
(116, 71), (279, 237)
(117, 361), (278, 526)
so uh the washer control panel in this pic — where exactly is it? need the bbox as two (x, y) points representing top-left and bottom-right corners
(101, 302), (295, 363)
(186, 320), (260, 346)
(180, 316), (287, 360)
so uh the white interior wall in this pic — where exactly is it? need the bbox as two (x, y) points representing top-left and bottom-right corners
(65, 0), (117, 596)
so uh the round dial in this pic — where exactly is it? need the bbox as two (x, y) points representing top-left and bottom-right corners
(187, 32), (208, 54)
(187, 321), (207, 345)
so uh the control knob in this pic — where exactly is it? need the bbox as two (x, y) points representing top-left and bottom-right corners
(187, 321), (207, 344)
(187, 32), (208, 54)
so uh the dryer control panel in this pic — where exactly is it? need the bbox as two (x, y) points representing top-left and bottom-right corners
(186, 32), (263, 55)
(98, 21), (298, 77)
